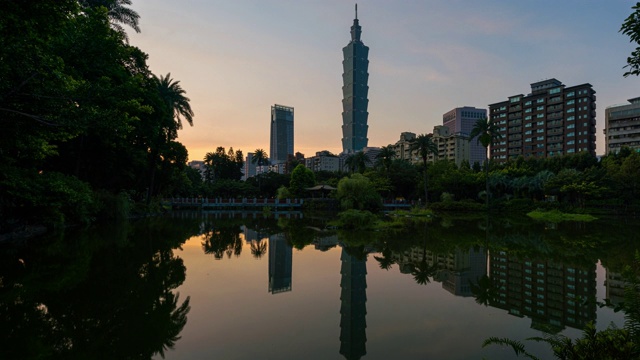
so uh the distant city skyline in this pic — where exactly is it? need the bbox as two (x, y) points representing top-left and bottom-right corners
(130, 1), (639, 162)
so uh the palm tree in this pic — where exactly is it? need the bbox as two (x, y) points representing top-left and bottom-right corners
(344, 151), (371, 174)
(250, 239), (267, 259)
(155, 73), (194, 132)
(251, 149), (269, 172)
(251, 149), (269, 192)
(469, 117), (503, 209)
(81, 0), (141, 41)
(375, 145), (396, 173)
(410, 134), (438, 206)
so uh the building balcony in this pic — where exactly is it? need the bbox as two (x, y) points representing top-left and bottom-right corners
(509, 134), (522, 140)
(509, 113), (522, 119)
(547, 105), (563, 111)
(509, 120), (522, 126)
(547, 136), (563, 143)
(549, 96), (562, 104)
(509, 149), (522, 155)
(547, 112), (563, 120)
(509, 105), (522, 112)
(547, 120), (563, 128)
(548, 128), (563, 136)
(548, 144), (563, 151)
(508, 126), (522, 134)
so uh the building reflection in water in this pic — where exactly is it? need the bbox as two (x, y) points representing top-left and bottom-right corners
(269, 233), (292, 294)
(392, 246), (486, 296)
(489, 250), (597, 333)
(339, 247), (368, 360)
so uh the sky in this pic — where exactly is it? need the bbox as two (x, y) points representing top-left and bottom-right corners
(129, 0), (639, 162)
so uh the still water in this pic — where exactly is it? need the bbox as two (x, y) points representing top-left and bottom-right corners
(1, 211), (636, 359)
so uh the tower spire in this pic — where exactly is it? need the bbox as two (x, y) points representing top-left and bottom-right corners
(355, 3), (358, 20)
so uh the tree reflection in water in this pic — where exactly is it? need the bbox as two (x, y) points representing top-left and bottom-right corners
(0, 216), (199, 359)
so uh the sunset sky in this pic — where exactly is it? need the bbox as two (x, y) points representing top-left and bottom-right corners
(130, 0), (639, 162)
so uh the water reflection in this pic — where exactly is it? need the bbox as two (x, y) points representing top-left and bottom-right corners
(269, 234), (292, 294)
(0, 217), (201, 359)
(340, 246), (368, 360)
(1, 212), (637, 359)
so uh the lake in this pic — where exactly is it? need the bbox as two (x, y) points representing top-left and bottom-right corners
(1, 211), (636, 359)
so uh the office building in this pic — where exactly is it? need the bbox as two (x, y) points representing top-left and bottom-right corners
(488, 79), (596, 163)
(604, 97), (640, 154)
(341, 4), (370, 153)
(270, 104), (294, 165)
(443, 107), (487, 166)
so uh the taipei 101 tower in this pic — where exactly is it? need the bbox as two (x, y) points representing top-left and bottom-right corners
(341, 4), (369, 153)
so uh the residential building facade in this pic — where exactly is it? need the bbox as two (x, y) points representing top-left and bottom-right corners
(270, 104), (294, 165)
(391, 132), (417, 162)
(442, 106), (487, 166)
(488, 79), (596, 163)
(604, 97), (640, 154)
(305, 151), (340, 172)
(341, 5), (370, 153)
(428, 126), (470, 167)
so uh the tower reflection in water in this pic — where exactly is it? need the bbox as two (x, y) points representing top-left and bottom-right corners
(269, 233), (292, 294)
(339, 246), (368, 360)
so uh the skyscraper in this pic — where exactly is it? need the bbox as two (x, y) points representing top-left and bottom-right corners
(270, 104), (294, 164)
(341, 4), (370, 153)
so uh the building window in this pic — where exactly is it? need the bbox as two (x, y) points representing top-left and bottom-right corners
(537, 129), (544, 133)
(567, 100), (575, 105)
(525, 115), (532, 120)
(567, 116), (575, 121)
(537, 114), (544, 118)
(567, 91), (575, 97)
(568, 132), (575, 137)
(525, 108), (532, 113)
(537, 136), (544, 141)
(567, 108), (575, 113)
(536, 106), (544, 111)
(549, 88), (561, 94)
(525, 101), (532, 106)
(537, 121), (545, 125)
(568, 124), (575, 129)
(537, 98), (545, 103)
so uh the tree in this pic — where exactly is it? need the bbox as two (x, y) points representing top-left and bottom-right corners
(410, 134), (438, 205)
(251, 149), (269, 173)
(155, 73), (194, 133)
(344, 151), (371, 174)
(251, 149), (269, 193)
(469, 117), (503, 208)
(621, 2), (640, 77)
(289, 164), (315, 197)
(203, 147), (243, 182)
(375, 145), (396, 173)
(336, 174), (382, 211)
(80, 0), (141, 41)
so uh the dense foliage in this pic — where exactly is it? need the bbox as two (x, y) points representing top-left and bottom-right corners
(1, 1), (194, 231)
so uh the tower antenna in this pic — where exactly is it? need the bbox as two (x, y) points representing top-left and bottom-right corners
(355, 3), (358, 20)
